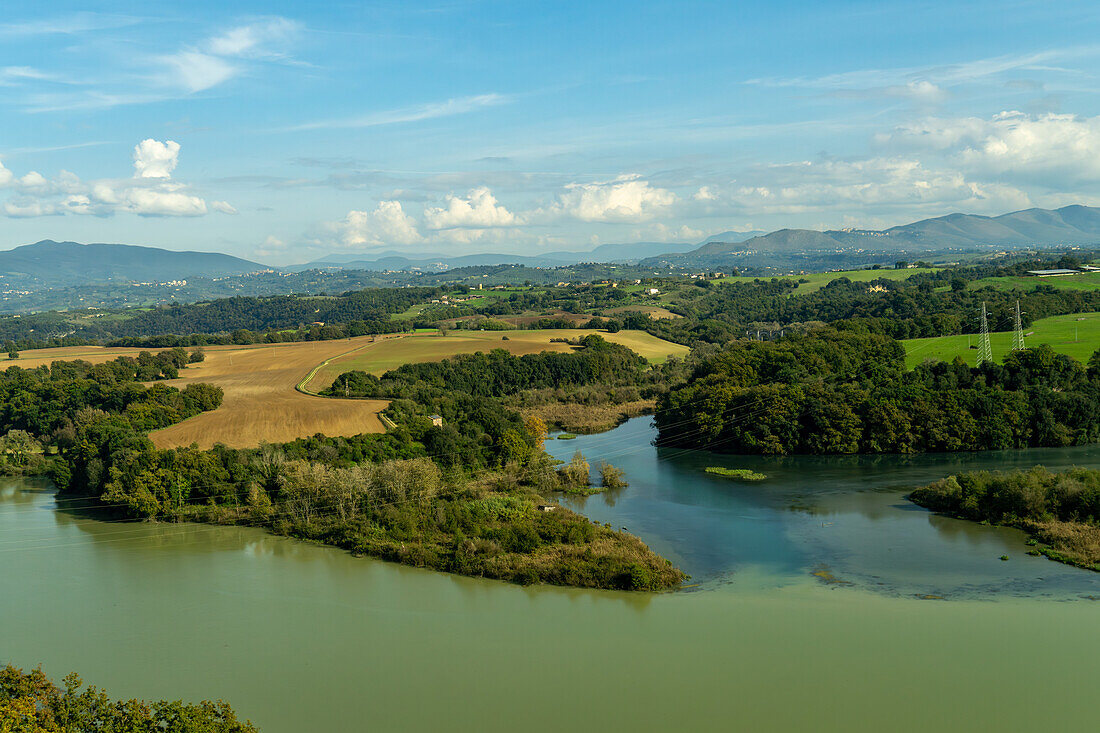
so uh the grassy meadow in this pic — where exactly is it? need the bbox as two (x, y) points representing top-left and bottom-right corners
(903, 312), (1100, 368)
(716, 267), (937, 295)
(966, 272), (1100, 293)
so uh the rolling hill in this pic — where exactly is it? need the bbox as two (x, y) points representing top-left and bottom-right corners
(0, 240), (269, 289)
(645, 205), (1100, 269)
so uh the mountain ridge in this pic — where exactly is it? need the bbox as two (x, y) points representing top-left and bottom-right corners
(645, 205), (1100, 268)
(0, 240), (269, 289)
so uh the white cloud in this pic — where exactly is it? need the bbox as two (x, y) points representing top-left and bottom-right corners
(284, 94), (507, 132)
(211, 200), (238, 214)
(255, 235), (288, 259)
(162, 51), (238, 93)
(207, 18), (300, 58)
(888, 111), (1100, 184)
(0, 13), (141, 37)
(638, 223), (704, 242)
(0, 66), (51, 86)
(693, 186), (717, 201)
(132, 139), (180, 178)
(423, 186), (519, 229)
(550, 175), (677, 222)
(117, 185), (209, 216)
(329, 201), (423, 248)
(0, 139), (232, 218)
(3, 199), (59, 217)
(748, 49), (1078, 92)
(159, 17), (301, 94)
(725, 157), (1033, 216)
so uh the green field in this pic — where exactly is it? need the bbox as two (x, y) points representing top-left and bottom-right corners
(967, 273), (1100, 293)
(716, 267), (937, 295)
(903, 312), (1100, 368)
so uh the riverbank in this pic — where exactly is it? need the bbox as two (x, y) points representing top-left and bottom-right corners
(910, 466), (1100, 571)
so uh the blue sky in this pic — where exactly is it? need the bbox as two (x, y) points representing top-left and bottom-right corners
(3, 0), (1100, 264)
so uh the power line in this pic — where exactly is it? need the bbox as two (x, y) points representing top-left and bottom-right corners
(977, 302), (993, 366)
(1012, 300), (1026, 352)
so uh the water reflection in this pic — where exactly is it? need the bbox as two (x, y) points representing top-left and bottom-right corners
(547, 418), (1100, 599)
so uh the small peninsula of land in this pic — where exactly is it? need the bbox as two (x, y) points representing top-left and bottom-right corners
(910, 466), (1100, 570)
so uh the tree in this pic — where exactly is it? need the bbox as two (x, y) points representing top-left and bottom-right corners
(5, 342), (17, 360)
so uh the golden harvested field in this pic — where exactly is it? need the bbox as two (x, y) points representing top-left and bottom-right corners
(149, 339), (390, 449)
(6, 339), (390, 450)
(303, 329), (689, 391)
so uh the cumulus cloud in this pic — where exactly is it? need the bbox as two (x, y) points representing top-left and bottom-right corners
(549, 175), (676, 222)
(724, 157), (1033, 216)
(423, 186), (520, 229)
(329, 201), (423, 248)
(0, 139), (232, 218)
(887, 111), (1100, 184)
(133, 139), (180, 178)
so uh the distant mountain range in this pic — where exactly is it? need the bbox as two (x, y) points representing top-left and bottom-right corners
(645, 205), (1100, 269)
(0, 240), (267, 290)
(5, 206), (1100, 294)
(288, 239), (727, 272)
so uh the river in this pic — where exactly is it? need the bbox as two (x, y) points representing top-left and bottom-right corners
(3, 418), (1100, 731)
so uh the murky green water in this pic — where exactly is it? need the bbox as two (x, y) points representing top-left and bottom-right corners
(4, 421), (1100, 732)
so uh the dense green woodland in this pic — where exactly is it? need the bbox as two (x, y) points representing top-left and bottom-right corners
(656, 330), (1100, 454)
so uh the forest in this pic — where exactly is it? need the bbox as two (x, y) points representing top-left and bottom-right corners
(655, 331), (1100, 454)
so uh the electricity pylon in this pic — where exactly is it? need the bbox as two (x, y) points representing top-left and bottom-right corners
(977, 302), (993, 367)
(1012, 300), (1025, 352)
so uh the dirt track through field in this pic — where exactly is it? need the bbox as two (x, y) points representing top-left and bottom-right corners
(147, 338), (389, 449)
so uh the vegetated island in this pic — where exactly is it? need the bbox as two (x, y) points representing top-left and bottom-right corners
(0, 665), (256, 732)
(1, 338), (685, 592)
(705, 467), (767, 481)
(910, 466), (1100, 570)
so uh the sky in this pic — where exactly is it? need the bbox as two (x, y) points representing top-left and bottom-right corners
(3, 0), (1100, 264)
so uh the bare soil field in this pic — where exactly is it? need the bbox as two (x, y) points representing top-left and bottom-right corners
(303, 328), (688, 391)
